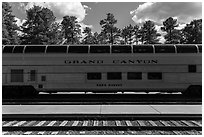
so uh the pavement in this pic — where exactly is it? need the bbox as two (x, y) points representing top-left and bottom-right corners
(2, 105), (201, 114)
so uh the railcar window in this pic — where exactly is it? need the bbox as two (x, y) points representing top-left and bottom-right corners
(11, 69), (24, 82)
(176, 45), (197, 53)
(198, 45), (202, 53)
(188, 65), (197, 73)
(155, 46), (175, 53)
(41, 76), (46, 81)
(30, 70), (36, 81)
(68, 46), (88, 53)
(13, 46), (25, 53)
(87, 73), (102, 80)
(90, 46), (110, 53)
(46, 46), (67, 53)
(3, 46), (14, 53)
(133, 46), (153, 53)
(24, 46), (46, 53)
(107, 72), (122, 80)
(112, 46), (132, 53)
(127, 72), (142, 80)
(148, 72), (162, 80)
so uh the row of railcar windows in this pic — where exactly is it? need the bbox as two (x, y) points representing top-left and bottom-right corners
(87, 72), (162, 80)
(3, 45), (202, 53)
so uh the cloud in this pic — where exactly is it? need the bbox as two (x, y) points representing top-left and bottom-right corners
(130, 2), (201, 44)
(14, 17), (26, 35)
(15, 17), (26, 27)
(83, 5), (91, 11)
(130, 2), (202, 25)
(23, 2), (90, 22)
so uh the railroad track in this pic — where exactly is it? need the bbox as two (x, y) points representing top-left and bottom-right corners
(2, 114), (202, 135)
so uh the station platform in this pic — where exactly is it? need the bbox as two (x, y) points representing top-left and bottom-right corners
(2, 105), (202, 115)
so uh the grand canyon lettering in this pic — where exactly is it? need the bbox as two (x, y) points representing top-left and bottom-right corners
(64, 59), (158, 64)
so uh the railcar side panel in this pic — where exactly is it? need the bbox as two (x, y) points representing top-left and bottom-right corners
(2, 47), (202, 94)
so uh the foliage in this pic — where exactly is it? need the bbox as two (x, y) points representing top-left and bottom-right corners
(100, 13), (120, 44)
(21, 5), (56, 45)
(161, 17), (179, 44)
(2, 2), (20, 45)
(182, 19), (202, 44)
(82, 27), (95, 44)
(61, 16), (81, 44)
(2, 3), (202, 45)
(47, 22), (63, 44)
(121, 24), (134, 44)
(142, 20), (161, 44)
(133, 25), (140, 45)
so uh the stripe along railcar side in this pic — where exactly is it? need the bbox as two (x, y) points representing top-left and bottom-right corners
(2, 44), (202, 97)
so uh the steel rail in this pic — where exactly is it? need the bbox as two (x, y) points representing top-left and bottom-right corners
(3, 114), (202, 121)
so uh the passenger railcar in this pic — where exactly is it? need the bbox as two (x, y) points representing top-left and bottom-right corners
(2, 44), (202, 96)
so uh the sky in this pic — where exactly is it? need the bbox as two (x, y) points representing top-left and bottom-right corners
(9, 2), (202, 43)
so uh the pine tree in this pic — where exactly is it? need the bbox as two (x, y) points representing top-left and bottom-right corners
(121, 26), (129, 45)
(82, 27), (95, 44)
(21, 5), (56, 45)
(161, 17), (179, 44)
(142, 20), (160, 44)
(61, 16), (81, 44)
(133, 25), (140, 45)
(2, 2), (20, 45)
(47, 22), (63, 44)
(182, 19), (202, 44)
(100, 13), (120, 44)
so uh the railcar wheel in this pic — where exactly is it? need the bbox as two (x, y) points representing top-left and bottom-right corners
(21, 86), (38, 97)
(3, 85), (38, 99)
(183, 85), (202, 97)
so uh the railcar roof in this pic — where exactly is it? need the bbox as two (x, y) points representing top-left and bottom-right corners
(2, 44), (202, 54)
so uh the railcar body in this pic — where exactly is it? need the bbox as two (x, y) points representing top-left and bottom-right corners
(2, 44), (202, 96)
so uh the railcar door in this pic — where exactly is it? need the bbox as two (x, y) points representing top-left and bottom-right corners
(28, 69), (38, 84)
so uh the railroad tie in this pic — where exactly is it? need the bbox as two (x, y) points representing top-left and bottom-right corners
(59, 120), (68, 126)
(119, 131), (124, 134)
(93, 120), (99, 126)
(170, 120), (182, 127)
(181, 120), (195, 127)
(13, 121), (27, 126)
(103, 120), (108, 126)
(2, 132), (8, 135)
(130, 131), (138, 134)
(80, 131), (86, 134)
(51, 131), (59, 135)
(24, 121), (36, 126)
(172, 131), (183, 135)
(47, 121), (56, 126)
(35, 121), (46, 126)
(66, 131), (70, 135)
(3, 121), (17, 127)
(191, 121), (202, 127)
(82, 121), (88, 126)
(23, 131), (33, 135)
(72, 121), (79, 126)
(137, 120), (146, 127)
(115, 120), (122, 126)
(160, 120), (171, 126)
(125, 120), (133, 126)
(37, 131), (45, 135)
(148, 120), (157, 127)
